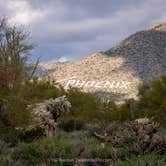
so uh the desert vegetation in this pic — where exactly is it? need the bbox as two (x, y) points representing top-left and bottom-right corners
(0, 19), (166, 166)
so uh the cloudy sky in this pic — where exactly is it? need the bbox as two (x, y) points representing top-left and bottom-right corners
(0, 0), (166, 62)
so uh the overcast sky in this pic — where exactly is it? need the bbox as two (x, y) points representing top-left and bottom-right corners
(0, 0), (166, 62)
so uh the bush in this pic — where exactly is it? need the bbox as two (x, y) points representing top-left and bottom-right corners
(65, 88), (102, 122)
(17, 138), (75, 165)
(137, 76), (166, 124)
(0, 96), (31, 128)
(115, 154), (166, 166)
(0, 140), (22, 166)
(101, 101), (131, 122)
(64, 87), (122, 124)
(0, 80), (65, 143)
(58, 119), (85, 132)
(18, 127), (45, 143)
(7, 79), (64, 104)
(89, 143), (114, 159)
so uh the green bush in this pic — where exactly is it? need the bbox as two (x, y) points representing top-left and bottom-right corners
(9, 79), (64, 103)
(65, 88), (102, 121)
(101, 101), (131, 122)
(136, 76), (166, 124)
(89, 143), (114, 159)
(18, 127), (45, 143)
(64, 87), (122, 124)
(17, 138), (75, 165)
(0, 80), (65, 143)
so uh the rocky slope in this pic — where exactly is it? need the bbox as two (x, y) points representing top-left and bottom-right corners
(105, 23), (166, 80)
(39, 23), (166, 100)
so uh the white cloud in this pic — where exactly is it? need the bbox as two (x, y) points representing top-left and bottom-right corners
(6, 0), (45, 25)
(58, 56), (68, 62)
(0, 0), (165, 62)
(31, 0), (166, 44)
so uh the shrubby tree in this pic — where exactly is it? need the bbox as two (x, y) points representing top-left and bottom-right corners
(0, 18), (37, 141)
(0, 18), (35, 87)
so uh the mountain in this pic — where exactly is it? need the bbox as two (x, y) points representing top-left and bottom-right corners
(39, 23), (166, 100)
(105, 23), (166, 80)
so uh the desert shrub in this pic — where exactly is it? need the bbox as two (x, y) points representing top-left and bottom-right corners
(58, 119), (85, 132)
(91, 119), (166, 159)
(65, 88), (102, 121)
(75, 140), (139, 166)
(0, 140), (22, 166)
(136, 76), (166, 124)
(17, 138), (75, 165)
(64, 87), (121, 124)
(116, 102), (131, 121)
(111, 75), (166, 124)
(11, 79), (64, 103)
(89, 143), (114, 159)
(54, 129), (101, 159)
(65, 87), (138, 124)
(115, 154), (166, 166)
(0, 95), (32, 143)
(0, 80), (65, 143)
(57, 87), (136, 126)
(101, 101), (132, 122)
(18, 127), (45, 143)
(0, 97), (31, 128)
(88, 143), (136, 163)
(90, 99), (135, 124)
(0, 139), (76, 166)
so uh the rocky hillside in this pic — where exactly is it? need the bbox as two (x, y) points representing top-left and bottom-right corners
(39, 23), (166, 100)
(105, 23), (166, 80)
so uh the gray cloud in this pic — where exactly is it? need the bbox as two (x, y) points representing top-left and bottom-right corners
(0, 0), (166, 62)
